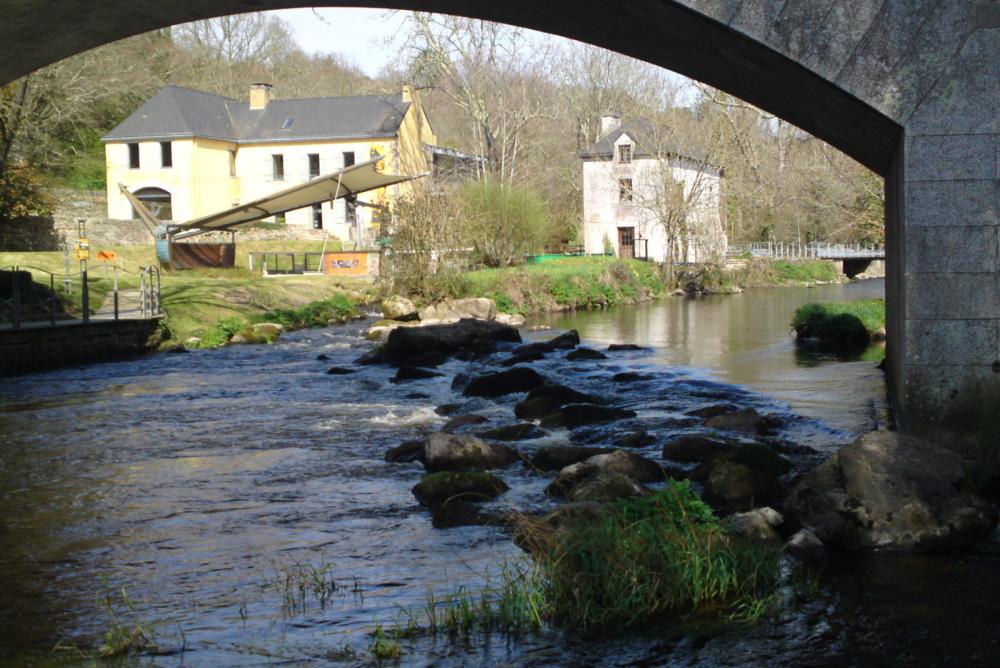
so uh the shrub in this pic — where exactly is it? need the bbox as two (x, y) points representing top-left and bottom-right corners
(460, 179), (551, 267)
(261, 293), (358, 330)
(791, 299), (885, 349)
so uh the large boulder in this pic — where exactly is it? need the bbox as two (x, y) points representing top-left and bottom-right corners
(382, 295), (418, 320)
(547, 449), (665, 498)
(496, 312), (526, 328)
(705, 407), (769, 435)
(724, 507), (784, 547)
(547, 330), (581, 349)
(528, 445), (616, 472)
(463, 367), (547, 397)
(514, 396), (563, 420)
(540, 403), (637, 428)
(419, 298), (497, 324)
(412, 471), (509, 506)
(423, 432), (520, 472)
(784, 431), (998, 550)
(372, 318), (521, 365)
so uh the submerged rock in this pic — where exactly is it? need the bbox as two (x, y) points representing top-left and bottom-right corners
(412, 471), (509, 506)
(612, 371), (652, 383)
(569, 471), (649, 503)
(423, 432), (520, 472)
(614, 429), (656, 448)
(566, 347), (608, 361)
(441, 414), (489, 431)
(784, 431), (998, 550)
(463, 367), (547, 397)
(434, 403), (462, 416)
(528, 445), (616, 472)
(391, 366), (444, 383)
(547, 449), (665, 498)
(607, 343), (645, 352)
(477, 423), (546, 441)
(540, 403), (637, 429)
(685, 404), (740, 419)
(499, 351), (546, 367)
(431, 499), (493, 528)
(326, 366), (354, 375)
(395, 350), (449, 368)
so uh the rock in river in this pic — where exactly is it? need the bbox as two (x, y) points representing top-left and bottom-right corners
(477, 423), (546, 441)
(412, 471), (509, 506)
(705, 407), (769, 435)
(463, 367), (547, 397)
(784, 431), (998, 550)
(695, 444), (790, 514)
(528, 445), (616, 472)
(662, 435), (736, 463)
(441, 414), (489, 431)
(546, 329), (581, 349)
(565, 347), (608, 361)
(540, 403), (636, 428)
(423, 432), (520, 472)
(526, 383), (603, 406)
(514, 396), (563, 421)
(385, 439), (425, 464)
(568, 471), (649, 502)
(391, 366), (443, 383)
(547, 449), (665, 498)
(366, 318), (521, 365)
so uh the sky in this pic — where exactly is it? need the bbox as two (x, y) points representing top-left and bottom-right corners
(271, 8), (411, 77)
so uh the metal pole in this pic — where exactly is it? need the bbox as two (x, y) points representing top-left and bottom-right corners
(113, 267), (119, 321)
(81, 269), (89, 324)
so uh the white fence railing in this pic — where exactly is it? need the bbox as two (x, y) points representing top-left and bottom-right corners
(726, 242), (885, 260)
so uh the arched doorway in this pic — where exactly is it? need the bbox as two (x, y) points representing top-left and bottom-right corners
(132, 186), (172, 221)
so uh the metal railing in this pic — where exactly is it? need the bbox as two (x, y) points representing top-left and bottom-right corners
(726, 241), (885, 260)
(0, 264), (162, 329)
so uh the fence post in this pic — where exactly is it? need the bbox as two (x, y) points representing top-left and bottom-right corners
(113, 267), (119, 321)
(81, 269), (89, 324)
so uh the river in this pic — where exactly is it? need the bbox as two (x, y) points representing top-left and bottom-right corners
(1, 278), (998, 667)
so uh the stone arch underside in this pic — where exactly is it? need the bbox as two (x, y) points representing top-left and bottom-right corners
(0, 0), (996, 430)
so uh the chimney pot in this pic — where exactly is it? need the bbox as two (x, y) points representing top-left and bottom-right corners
(250, 83), (273, 110)
(600, 111), (622, 135)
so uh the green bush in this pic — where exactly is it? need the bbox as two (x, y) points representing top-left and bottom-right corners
(791, 298), (885, 349)
(460, 180), (552, 267)
(261, 293), (358, 330)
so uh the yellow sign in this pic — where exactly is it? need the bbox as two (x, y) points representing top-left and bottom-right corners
(76, 238), (90, 261)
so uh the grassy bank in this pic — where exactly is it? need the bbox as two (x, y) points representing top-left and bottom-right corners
(689, 259), (845, 294)
(414, 256), (667, 314)
(1, 241), (373, 345)
(792, 298), (885, 348)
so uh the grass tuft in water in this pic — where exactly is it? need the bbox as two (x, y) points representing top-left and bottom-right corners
(96, 585), (158, 658)
(368, 624), (402, 662)
(267, 560), (340, 613)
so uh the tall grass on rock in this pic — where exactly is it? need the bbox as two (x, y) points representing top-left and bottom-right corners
(517, 481), (781, 630)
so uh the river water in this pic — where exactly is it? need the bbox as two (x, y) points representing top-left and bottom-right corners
(1, 278), (999, 667)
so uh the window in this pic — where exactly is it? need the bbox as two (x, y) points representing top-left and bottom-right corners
(160, 141), (172, 168)
(312, 203), (322, 230)
(342, 151), (355, 168)
(128, 142), (139, 169)
(619, 178), (633, 202)
(229, 150), (236, 177)
(345, 195), (357, 225)
(131, 187), (171, 221)
(272, 154), (284, 181)
(280, 117), (295, 129)
(617, 144), (632, 163)
(308, 153), (320, 179)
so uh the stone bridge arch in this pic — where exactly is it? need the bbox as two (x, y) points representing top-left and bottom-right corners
(0, 0), (996, 430)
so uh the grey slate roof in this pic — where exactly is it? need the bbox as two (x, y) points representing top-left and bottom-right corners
(580, 117), (709, 164)
(102, 85), (411, 143)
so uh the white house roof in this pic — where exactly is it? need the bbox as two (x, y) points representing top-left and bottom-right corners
(579, 117), (711, 165)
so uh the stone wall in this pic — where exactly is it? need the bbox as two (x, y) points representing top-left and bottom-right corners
(0, 317), (162, 374)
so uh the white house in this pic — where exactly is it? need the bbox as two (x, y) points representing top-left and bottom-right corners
(580, 113), (726, 264)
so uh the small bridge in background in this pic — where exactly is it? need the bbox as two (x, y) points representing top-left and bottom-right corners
(727, 242), (885, 278)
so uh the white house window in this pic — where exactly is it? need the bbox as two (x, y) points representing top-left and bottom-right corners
(160, 141), (172, 168)
(617, 144), (632, 163)
(619, 178), (633, 202)
(308, 153), (320, 179)
(272, 154), (284, 181)
(342, 151), (355, 168)
(312, 203), (322, 229)
(280, 117), (295, 129)
(128, 142), (140, 169)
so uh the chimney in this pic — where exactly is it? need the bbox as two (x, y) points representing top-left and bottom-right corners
(600, 111), (621, 135)
(249, 83), (273, 110)
(401, 84), (414, 103)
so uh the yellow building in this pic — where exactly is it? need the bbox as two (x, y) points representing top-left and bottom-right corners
(102, 83), (436, 244)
